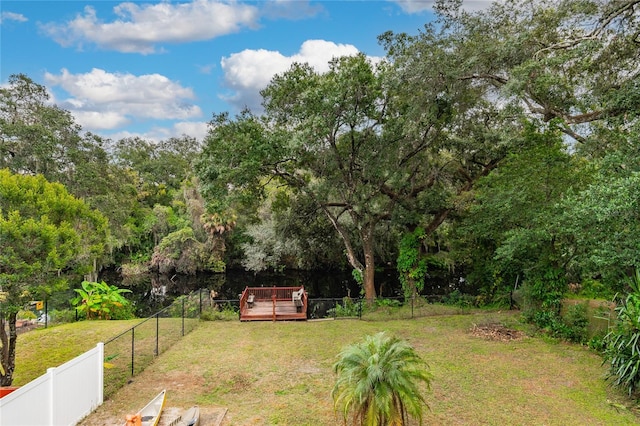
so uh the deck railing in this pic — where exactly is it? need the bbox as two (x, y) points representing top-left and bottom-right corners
(240, 286), (307, 321)
(242, 286), (303, 301)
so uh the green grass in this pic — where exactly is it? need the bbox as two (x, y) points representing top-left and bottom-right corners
(15, 311), (640, 425)
(13, 319), (140, 385)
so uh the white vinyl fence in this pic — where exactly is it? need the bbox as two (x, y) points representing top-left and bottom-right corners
(0, 343), (104, 426)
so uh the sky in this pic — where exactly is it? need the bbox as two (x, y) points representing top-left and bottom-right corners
(0, 1), (489, 143)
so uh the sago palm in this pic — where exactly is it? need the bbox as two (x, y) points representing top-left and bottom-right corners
(332, 332), (432, 425)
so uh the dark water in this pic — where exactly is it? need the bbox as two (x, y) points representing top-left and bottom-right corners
(99, 268), (403, 317)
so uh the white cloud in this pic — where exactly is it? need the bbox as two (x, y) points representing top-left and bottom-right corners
(220, 39), (381, 112)
(1, 11), (28, 24)
(107, 121), (209, 143)
(391, 0), (497, 13)
(44, 68), (202, 132)
(172, 121), (209, 140)
(40, 0), (260, 54)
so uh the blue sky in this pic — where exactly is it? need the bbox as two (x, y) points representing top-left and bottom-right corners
(0, 1), (484, 142)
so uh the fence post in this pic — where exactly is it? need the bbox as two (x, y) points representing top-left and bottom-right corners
(334, 299), (337, 319)
(411, 295), (414, 319)
(199, 289), (202, 315)
(45, 299), (48, 328)
(155, 313), (159, 356)
(97, 342), (104, 406)
(48, 367), (55, 424)
(131, 327), (135, 377)
(182, 297), (185, 336)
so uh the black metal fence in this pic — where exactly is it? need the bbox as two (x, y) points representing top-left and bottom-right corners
(30, 288), (461, 397)
(102, 293), (201, 397)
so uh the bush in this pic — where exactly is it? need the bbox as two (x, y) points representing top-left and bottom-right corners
(200, 303), (238, 321)
(16, 310), (36, 320)
(328, 297), (361, 318)
(50, 309), (78, 324)
(561, 302), (589, 343)
(603, 270), (640, 396)
(71, 281), (133, 320)
(578, 278), (614, 300)
(526, 302), (589, 344)
(443, 290), (477, 308)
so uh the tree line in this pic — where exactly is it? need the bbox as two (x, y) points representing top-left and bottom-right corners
(1, 0), (639, 385)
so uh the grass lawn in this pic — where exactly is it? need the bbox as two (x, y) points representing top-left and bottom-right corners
(14, 311), (640, 425)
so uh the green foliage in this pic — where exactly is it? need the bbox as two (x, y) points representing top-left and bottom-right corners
(577, 279), (614, 300)
(603, 270), (640, 396)
(443, 290), (478, 308)
(71, 281), (132, 320)
(16, 310), (36, 320)
(200, 303), (238, 321)
(560, 169), (640, 289)
(328, 297), (362, 318)
(397, 228), (428, 298)
(530, 303), (589, 343)
(0, 169), (108, 384)
(521, 266), (567, 317)
(351, 269), (363, 286)
(332, 332), (432, 425)
(375, 298), (402, 308)
(562, 303), (589, 343)
(50, 308), (77, 324)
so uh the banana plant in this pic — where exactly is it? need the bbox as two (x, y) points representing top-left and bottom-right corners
(71, 281), (131, 320)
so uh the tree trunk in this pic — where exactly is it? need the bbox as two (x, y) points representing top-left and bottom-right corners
(320, 205), (378, 302)
(362, 225), (377, 303)
(0, 312), (17, 386)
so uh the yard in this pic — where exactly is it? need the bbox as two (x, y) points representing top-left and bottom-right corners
(14, 310), (640, 425)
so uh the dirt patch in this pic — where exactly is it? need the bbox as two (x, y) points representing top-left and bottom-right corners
(470, 323), (526, 342)
(80, 405), (227, 426)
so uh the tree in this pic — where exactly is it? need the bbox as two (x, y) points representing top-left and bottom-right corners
(0, 74), (136, 272)
(0, 169), (108, 385)
(0, 74), (81, 178)
(112, 136), (201, 207)
(198, 52), (505, 301)
(454, 126), (588, 302)
(364, 0), (638, 305)
(431, 0), (640, 149)
(558, 155), (640, 289)
(332, 332), (432, 425)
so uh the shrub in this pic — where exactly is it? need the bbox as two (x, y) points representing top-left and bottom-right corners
(200, 303), (238, 321)
(579, 278), (614, 300)
(603, 270), (640, 396)
(443, 290), (476, 308)
(71, 281), (133, 320)
(526, 303), (589, 344)
(328, 297), (361, 318)
(50, 308), (78, 324)
(561, 302), (589, 343)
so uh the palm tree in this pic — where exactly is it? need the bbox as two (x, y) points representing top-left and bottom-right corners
(332, 332), (432, 425)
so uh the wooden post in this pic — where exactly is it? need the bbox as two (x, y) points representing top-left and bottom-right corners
(272, 293), (276, 321)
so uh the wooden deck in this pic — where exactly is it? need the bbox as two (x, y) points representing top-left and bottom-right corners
(239, 286), (307, 321)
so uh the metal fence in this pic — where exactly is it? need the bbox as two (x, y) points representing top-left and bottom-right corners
(102, 293), (200, 398)
(193, 291), (454, 321)
(307, 295), (457, 321)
